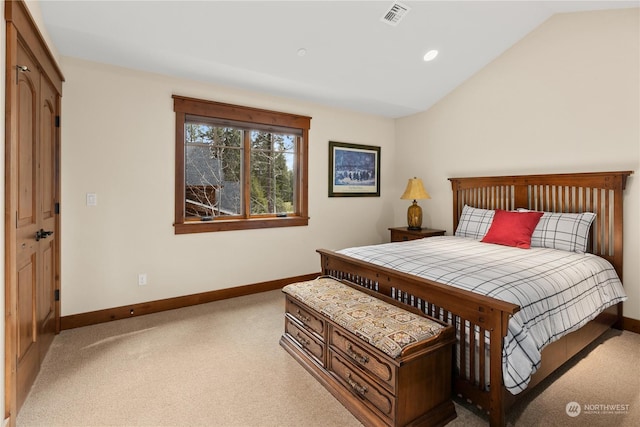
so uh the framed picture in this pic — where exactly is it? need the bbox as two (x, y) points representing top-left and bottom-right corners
(328, 141), (380, 197)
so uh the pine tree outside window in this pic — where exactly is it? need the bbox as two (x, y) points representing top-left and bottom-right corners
(173, 96), (311, 234)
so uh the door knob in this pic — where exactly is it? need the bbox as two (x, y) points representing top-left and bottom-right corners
(35, 229), (53, 241)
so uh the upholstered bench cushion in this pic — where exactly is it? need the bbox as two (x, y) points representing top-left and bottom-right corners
(282, 277), (445, 358)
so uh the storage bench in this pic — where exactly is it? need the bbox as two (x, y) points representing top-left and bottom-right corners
(279, 276), (457, 427)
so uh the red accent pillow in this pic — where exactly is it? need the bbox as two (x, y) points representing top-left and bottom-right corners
(481, 210), (543, 249)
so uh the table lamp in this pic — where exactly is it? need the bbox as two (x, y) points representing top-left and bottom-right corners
(400, 177), (431, 230)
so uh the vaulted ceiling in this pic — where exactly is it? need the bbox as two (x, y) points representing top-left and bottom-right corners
(39, 1), (638, 118)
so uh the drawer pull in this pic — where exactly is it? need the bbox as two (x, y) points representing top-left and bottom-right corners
(346, 344), (369, 365)
(295, 333), (310, 349)
(346, 372), (367, 397)
(295, 309), (311, 324)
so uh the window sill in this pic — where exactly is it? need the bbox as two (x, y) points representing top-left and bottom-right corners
(174, 216), (309, 234)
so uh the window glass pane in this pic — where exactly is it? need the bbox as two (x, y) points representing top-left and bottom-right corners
(185, 124), (242, 218)
(250, 131), (296, 215)
(186, 121), (242, 146)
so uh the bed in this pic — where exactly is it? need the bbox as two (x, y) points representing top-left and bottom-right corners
(317, 171), (632, 426)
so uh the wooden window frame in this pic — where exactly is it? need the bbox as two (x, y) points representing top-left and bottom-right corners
(173, 95), (311, 234)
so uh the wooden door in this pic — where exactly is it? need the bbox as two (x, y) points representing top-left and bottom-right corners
(5, 2), (64, 423)
(13, 40), (59, 413)
(14, 42), (42, 413)
(37, 71), (59, 362)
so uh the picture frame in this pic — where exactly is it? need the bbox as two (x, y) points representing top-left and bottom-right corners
(328, 141), (380, 197)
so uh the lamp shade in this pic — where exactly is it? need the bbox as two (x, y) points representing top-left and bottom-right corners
(400, 178), (431, 200)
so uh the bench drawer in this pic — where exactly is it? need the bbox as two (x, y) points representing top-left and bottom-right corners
(285, 297), (325, 338)
(328, 349), (395, 425)
(329, 325), (396, 393)
(285, 317), (324, 366)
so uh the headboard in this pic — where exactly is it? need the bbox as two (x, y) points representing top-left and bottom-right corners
(448, 171), (632, 280)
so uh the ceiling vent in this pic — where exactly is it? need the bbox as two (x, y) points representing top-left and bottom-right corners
(380, 2), (411, 26)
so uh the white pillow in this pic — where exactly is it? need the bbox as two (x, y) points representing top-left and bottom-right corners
(529, 211), (596, 253)
(455, 205), (494, 240)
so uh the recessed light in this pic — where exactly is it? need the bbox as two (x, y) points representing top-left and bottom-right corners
(423, 50), (438, 62)
(297, 48), (307, 57)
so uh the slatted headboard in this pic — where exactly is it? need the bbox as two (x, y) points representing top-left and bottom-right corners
(449, 171), (632, 280)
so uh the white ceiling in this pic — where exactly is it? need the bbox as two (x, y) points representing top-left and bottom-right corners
(39, 0), (638, 118)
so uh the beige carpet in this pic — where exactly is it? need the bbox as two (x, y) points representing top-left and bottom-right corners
(17, 290), (640, 427)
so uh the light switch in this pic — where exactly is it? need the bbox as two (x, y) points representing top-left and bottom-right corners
(86, 193), (97, 206)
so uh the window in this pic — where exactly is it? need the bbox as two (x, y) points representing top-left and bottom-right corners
(173, 96), (311, 234)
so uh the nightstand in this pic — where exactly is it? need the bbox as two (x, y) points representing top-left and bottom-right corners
(389, 227), (446, 242)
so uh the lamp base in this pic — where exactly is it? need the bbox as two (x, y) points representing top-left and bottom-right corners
(407, 226), (422, 231)
(406, 200), (423, 230)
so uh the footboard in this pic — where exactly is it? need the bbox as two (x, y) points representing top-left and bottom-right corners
(318, 249), (520, 427)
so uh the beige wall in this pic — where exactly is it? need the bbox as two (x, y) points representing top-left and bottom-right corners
(60, 57), (396, 315)
(62, 7), (639, 319)
(395, 8), (640, 319)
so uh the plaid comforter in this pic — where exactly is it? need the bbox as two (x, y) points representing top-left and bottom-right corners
(337, 236), (627, 394)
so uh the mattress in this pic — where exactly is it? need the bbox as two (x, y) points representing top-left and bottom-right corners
(337, 235), (627, 394)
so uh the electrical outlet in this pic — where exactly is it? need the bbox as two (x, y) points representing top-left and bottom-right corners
(138, 273), (148, 286)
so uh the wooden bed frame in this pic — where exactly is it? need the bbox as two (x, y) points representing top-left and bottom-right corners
(317, 171), (632, 426)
